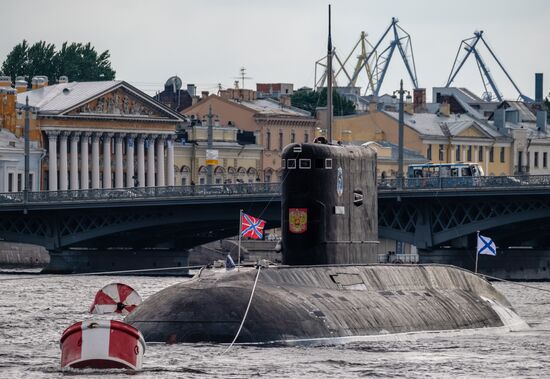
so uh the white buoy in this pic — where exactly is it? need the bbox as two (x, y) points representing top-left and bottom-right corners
(89, 283), (142, 315)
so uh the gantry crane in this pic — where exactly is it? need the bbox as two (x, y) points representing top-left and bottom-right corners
(314, 18), (419, 98)
(445, 31), (533, 103)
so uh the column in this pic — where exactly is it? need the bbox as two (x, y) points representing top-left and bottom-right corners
(115, 133), (124, 188)
(450, 146), (456, 163)
(80, 132), (90, 190)
(70, 132), (80, 190)
(166, 136), (175, 186)
(59, 132), (68, 191)
(103, 132), (113, 189)
(47, 131), (59, 191)
(146, 135), (156, 187)
(126, 134), (136, 187)
(91, 133), (100, 189)
(156, 135), (165, 187)
(136, 135), (145, 187)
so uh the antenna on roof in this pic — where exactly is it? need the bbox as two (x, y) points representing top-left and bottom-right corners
(233, 67), (252, 89)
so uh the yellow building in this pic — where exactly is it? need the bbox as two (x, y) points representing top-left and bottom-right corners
(9, 77), (182, 190)
(327, 104), (513, 176)
(182, 89), (317, 182)
(174, 118), (263, 185)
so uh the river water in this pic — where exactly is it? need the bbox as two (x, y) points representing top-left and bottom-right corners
(1, 269), (549, 379)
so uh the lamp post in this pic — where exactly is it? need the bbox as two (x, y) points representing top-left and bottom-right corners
(23, 96), (30, 211)
(393, 80), (411, 189)
(206, 105), (213, 185)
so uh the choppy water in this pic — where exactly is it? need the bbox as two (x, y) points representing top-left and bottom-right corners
(1, 269), (549, 379)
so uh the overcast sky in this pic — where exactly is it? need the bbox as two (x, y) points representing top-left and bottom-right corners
(2, 0), (549, 102)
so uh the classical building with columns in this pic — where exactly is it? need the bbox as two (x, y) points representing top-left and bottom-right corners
(15, 80), (182, 190)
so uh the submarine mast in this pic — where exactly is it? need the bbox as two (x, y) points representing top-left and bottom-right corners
(326, 4), (333, 143)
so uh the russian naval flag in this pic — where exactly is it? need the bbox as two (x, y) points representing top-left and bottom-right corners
(477, 234), (496, 256)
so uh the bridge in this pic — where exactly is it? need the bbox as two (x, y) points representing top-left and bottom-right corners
(1, 176), (550, 273)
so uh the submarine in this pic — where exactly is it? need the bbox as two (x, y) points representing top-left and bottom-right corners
(124, 6), (524, 344)
(125, 142), (524, 344)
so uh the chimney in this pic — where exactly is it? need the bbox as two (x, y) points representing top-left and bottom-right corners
(31, 76), (48, 89)
(0, 76), (11, 87)
(58, 76), (69, 84)
(187, 84), (196, 97)
(413, 88), (426, 112)
(201, 91), (209, 100)
(535, 73), (543, 103)
(368, 102), (377, 113)
(439, 102), (450, 117)
(280, 95), (291, 107)
(15, 79), (28, 93)
(493, 108), (506, 131)
(537, 110), (547, 133)
(0, 88), (17, 132)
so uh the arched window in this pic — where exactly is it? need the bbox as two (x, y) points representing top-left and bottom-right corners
(264, 168), (274, 183)
(180, 166), (191, 186)
(247, 167), (257, 183)
(214, 166), (225, 184)
(198, 166), (207, 185)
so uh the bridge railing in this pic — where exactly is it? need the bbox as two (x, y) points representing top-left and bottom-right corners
(0, 183), (281, 204)
(377, 175), (550, 191)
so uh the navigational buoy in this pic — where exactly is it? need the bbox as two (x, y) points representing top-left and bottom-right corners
(89, 283), (142, 315)
(60, 320), (145, 370)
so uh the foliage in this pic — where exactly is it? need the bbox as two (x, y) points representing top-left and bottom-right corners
(1, 40), (116, 84)
(291, 88), (356, 116)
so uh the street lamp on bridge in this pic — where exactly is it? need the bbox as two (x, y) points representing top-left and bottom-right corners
(393, 80), (411, 189)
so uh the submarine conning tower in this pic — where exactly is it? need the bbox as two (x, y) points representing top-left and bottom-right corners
(281, 142), (378, 265)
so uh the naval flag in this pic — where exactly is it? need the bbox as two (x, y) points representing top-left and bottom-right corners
(241, 213), (266, 240)
(477, 234), (497, 256)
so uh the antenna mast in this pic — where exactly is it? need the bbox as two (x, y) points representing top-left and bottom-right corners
(327, 4), (333, 143)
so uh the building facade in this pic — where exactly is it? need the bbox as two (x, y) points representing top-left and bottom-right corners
(12, 79), (182, 190)
(181, 89), (317, 182)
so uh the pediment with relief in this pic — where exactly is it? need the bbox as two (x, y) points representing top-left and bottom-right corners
(69, 88), (162, 117)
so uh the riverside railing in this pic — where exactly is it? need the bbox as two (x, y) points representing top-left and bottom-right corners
(0, 183), (281, 205)
(1, 175), (550, 205)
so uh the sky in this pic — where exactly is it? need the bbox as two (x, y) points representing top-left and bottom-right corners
(2, 0), (549, 102)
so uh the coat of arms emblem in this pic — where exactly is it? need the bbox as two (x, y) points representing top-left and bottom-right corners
(289, 208), (307, 234)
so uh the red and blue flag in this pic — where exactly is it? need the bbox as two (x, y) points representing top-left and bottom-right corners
(241, 213), (266, 239)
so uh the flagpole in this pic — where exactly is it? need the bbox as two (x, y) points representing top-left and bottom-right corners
(475, 230), (480, 274)
(238, 209), (242, 271)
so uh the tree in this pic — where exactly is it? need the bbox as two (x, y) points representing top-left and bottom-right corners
(291, 88), (356, 116)
(1, 40), (116, 84)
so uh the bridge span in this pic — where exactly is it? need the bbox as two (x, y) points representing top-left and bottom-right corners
(1, 176), (550, 274)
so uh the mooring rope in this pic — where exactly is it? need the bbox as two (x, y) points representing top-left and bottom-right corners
(222, 266), (262, 354)
(479, 273), (550, 294)
(0, 264), (205, 281)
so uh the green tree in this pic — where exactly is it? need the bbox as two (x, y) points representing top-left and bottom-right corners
(1, 40), (116, 84)
(291, 88), (356, 116)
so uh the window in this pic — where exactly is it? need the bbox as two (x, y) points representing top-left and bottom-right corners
(266, 131), (271, 150)
(287, 159), (296, 169)
(8, 173), (13, 192)
(299, 159), (311, 169)
(290, 131), (295, 144)
(29, 173), (34, 191)
(17, 173), (22, 191)
(544, 152), (548, 168)
(478, 146), (484, 162)
(467, 146), (472, 162)
(325, 158), (333, 169)
(279, 131), (283, 150)
(489, 147), (494, 162)
(181, 177), (187, 185)
(455, 145), (461, 162)
(199, 177), (205, 184)
(304, 132), (309, 143)
(535, 152), (539, 168)
(426, 144), (432, 160)
(500, 147), (505, 163)
(438, 145), (444, 161)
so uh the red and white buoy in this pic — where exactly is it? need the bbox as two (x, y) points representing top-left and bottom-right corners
(89, 283), (142, 315)
(60, 320), (145, 370)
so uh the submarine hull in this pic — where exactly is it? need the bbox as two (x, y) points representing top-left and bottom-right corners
(125, 264), (517, 344)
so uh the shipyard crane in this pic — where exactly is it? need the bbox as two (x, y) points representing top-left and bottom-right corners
(314, 31), (378, 95)
(315, 18), (419, 98)
(445, 31), (533, 103)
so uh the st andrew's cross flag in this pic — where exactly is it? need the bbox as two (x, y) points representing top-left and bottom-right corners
(241, 213), (266, 240)
(477, 234), (496, 256)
